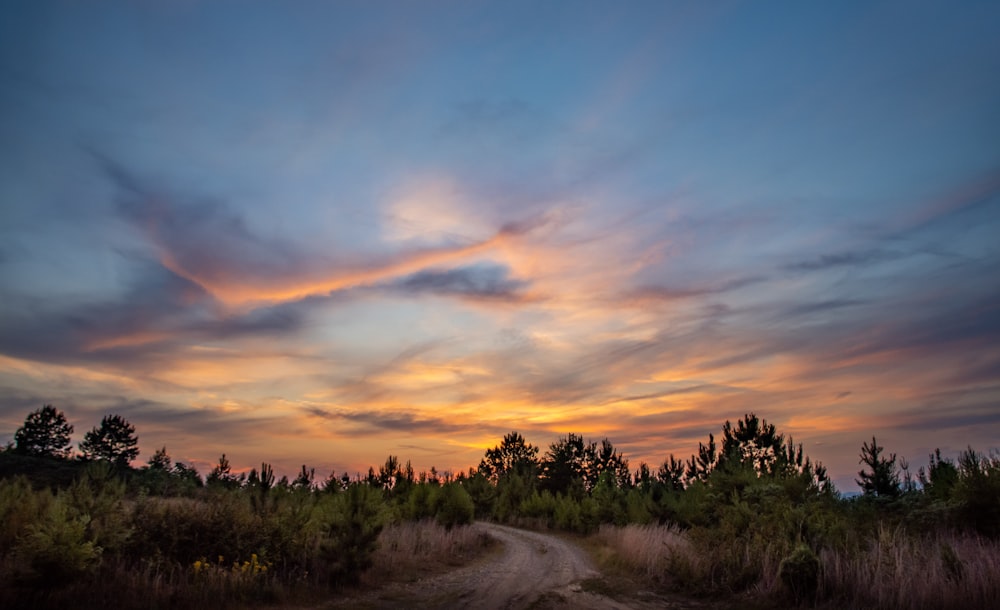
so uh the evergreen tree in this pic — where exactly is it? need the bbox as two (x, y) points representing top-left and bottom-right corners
(14, 405), (74, 459)
(478, 431), (539, 484)
(856, 436), (900, 497)
(79, 414), (139, 467)
(539, 433), (593, 496)
(206, 453), (243, 488)
(147, 445), (172, 470)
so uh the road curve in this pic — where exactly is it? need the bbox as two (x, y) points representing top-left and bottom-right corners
(336, 522), (633, 609)
(440, 522), (601, 609)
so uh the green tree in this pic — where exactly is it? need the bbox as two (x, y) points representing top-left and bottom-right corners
(658, 454), (686, 491)
(14, 405), (74, 459)
(539, 433), (593, 496)
(79, 414), (139, 467)
(953, 447), (1000, 537)
(856, 436), (900, 498)
(591, 438), (632, 488)
(718, 413), (784, 474)
(206, 453), (243, 489)
(919, 448), (958, 502)
(293, 464), (316, 490)
(146, 445), (171, 470)
(478, 431), (539, 484)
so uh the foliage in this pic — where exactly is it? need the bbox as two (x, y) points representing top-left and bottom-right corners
(316, 483), (385, 585)
(206, 453), (244, 489)
(433, 481), (475, 529)
(14, 405), (74, 459)
(3, 409), (1000, 608)
(857, 436), (901, 498)
(952, 448), (1000, 537)
(778, 543), (820, 605)
(79, 414), (139, 467)
(539, 433), (630, 497)
(478, 431), (539, 484)
(13, 496), (102, 584)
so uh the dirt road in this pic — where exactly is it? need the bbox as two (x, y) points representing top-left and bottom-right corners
(334, 522), (635, 609)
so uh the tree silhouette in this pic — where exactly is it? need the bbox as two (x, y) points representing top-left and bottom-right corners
(718, 413), (784, 474)
(856, 436), (900, 497)
(478, 431), (539, 484)
(14, 405), (74, 458)
(206, 453), (243, 488)
(591, 438), (631, 488)
(918, 448), (958, 501)
(79, 414), (139, 467)
(682, 414), (830, 496)
(658, 454), (686, 491)
(539, 433), (592, 496)
(147, 445), (172, 470)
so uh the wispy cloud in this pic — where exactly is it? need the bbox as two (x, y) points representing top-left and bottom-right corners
(388, 264), (533, 303)
(782, 249), (903, 272)
(102, 156), (545, 309)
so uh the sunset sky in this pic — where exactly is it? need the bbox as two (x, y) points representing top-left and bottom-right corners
(2, 1), (998, 490)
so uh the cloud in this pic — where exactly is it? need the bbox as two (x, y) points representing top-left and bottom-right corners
(101, 155), (545, 309)
(0, 259), (309, 369)
(782, 249), (903, 272)
(304, 405), (508, 437)
(389, 265), (531, 302)
(783, 299), (867, 317)
(624, 275), (768, 304)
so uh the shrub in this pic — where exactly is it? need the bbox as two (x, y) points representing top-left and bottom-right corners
(778, 544), (820, 605)
(434, 482), (475, 529)
(316, 483), (385, 586)
(13, 497), (102, 585)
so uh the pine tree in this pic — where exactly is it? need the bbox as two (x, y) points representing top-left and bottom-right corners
(856, 436), (900, 497)
(14, 405), (74, 458)
(79, 414), (139, 467)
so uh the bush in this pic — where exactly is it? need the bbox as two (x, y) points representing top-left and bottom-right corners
(316, 483), (385, 586)
(13, 497), (102, 585)
(434, 482), (474, 529)
(778, 544), (820, 605)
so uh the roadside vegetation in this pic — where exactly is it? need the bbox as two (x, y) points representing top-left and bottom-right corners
(1, 405), (998, 608)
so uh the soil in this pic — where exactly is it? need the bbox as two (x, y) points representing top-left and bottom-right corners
(324, 522), (722, 609)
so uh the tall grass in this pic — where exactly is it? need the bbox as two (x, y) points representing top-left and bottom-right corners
(820, 526), (1000, 609)
(594, 523), (690, 583)
(363, 520), (495, 585)
(593, 523), (1000, 608)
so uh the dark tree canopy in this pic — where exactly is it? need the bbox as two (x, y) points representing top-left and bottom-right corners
(79, 414), (139, 467)
(857, 435), (901, 498)
(207, 453), (244, 488)
(147, 445), (172, 470)
(539, 432), (592, 495)
(685, 414), (830, 493)
(14, 405), (74, 459)
(540, 434), (631, 494)
(719, 413), (784, 473)
(478, 431), (539, 483)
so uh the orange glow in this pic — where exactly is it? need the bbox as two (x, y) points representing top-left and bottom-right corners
(157, 228), (519, 309)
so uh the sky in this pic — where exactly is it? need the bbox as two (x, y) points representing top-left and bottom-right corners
(1, 1), (999, 491)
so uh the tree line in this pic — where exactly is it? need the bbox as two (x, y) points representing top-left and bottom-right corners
(2, 404), (998, 608)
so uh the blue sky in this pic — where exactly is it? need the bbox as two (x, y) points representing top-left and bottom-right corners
(2, 1), (999, 489)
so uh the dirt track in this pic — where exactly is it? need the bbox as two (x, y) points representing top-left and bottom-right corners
(332, 522), (635, 609)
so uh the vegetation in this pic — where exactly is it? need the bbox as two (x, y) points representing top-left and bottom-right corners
(78, 414), (139, 468)
(13, 405), (74, 459)
(1, 405), (998, 608)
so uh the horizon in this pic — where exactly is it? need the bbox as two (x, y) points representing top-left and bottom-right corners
(2, 1), (999, 493)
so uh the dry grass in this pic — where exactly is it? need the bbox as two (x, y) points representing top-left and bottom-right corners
(594, 523), (692, 583)
(592, 523), (1000, 609)
(361, 520), (496, 586)
(820, 527), (1000, 609)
